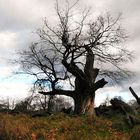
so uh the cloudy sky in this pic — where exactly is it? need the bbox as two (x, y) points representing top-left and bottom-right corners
(0, 0), (140, 105)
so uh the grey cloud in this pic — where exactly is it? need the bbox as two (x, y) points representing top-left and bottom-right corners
(0, 0), (55, 31)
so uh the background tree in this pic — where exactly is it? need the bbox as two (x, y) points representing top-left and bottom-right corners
(17, 0), (132, 115)
(14, 95), (34, 112)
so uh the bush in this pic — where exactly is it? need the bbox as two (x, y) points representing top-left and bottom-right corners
(130, 125), (140, 140)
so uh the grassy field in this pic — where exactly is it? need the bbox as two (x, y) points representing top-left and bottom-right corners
(0, 112), (140, 140)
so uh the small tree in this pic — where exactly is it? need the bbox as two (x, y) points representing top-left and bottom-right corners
(17, 0), (132, 115)
(14, 95), (34, 112)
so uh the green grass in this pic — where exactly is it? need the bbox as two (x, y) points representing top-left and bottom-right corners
(0, 113), (139, 140)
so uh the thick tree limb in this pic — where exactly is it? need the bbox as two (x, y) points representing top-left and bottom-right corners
(84, 48), (96, 82)
(84, 48), (94, 74)
(62, 59), (86, 82)
(94, 78), (108, 91)
(91, 68), (99, 83)
(39, 89), (75, 98)
(129, 87), (140, 105)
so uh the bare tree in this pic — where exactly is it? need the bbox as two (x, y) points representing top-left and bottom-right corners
(0, 98), (10, 111)
(33, 94), (55, 112)
(17, 0), (132, 115)
(14, 95), (34, 112)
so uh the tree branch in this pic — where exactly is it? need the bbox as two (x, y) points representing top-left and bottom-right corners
(62, 59), (86, 82)
(94, 78), (108, 91)
(84, 48), (94, 75)
(129, 87), (140, 105)
(39, 89), (75, 98)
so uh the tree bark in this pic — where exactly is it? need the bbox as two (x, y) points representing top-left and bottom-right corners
(73, 79), (107, 115)
(74, 92), (95, 115)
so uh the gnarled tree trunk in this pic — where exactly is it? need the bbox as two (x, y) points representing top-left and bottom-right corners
(40, 48), (108, 116)
(73, 78), (107, 115)
(72, 48), (107, 115)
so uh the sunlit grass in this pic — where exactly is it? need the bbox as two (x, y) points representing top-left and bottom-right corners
(0, 113), (139, 140)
